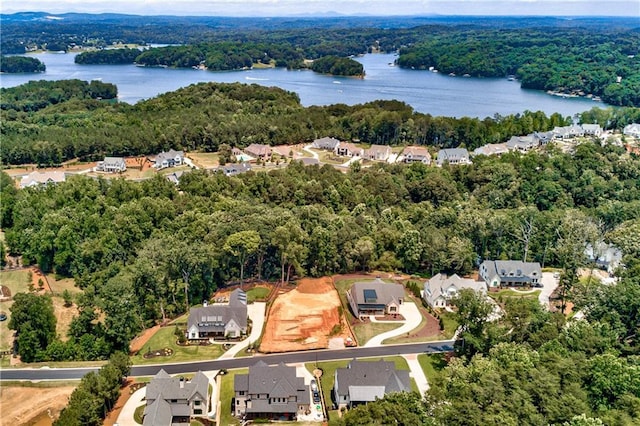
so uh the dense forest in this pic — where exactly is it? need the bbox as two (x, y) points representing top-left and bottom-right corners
(3, 80), (640, 167)
(311, 56), (364, 76)
(3, 13), (639, 105)
(2, 119), (640, 362)
(396, 28), (640, 107)
(74, 47), (140, 65)
(0, 55), (46, 73)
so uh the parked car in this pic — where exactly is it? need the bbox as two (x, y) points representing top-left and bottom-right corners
(310, 379), (318, 392)
(313, 390), (321, 403)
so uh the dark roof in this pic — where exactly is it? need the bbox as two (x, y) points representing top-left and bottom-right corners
(146, 369), (209, 403)
(350, 279), (404, 307)
(335, 359), (411, 401)
(235, 361), (310, 413)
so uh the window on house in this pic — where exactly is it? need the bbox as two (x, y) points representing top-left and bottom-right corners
(171, 399), (177, 403)
(239, 391), (245, 396)
(389, 306), (396, 312)
(194, 409), (202, 415)
(194, 400), (201, 406)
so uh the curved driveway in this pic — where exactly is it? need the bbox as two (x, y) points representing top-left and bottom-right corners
(363, 302), (422, 347)
(219, 302), (266, 359)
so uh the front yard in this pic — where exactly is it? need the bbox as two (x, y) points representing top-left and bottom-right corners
(219, 368), (247, 426)
(130, 326), (224, 365)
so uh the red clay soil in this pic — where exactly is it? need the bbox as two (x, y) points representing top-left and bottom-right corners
(129, 324), (162, 355)
(31, 267), (52, 294)
(103, 378), (136, 426)
(260, 277), (354, 353)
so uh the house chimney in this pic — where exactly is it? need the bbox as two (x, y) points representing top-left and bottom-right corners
(203, 300), (208, 307)
(180, 377), (185, 388)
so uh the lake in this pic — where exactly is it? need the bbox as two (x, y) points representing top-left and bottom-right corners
(0, 52), (604, 119)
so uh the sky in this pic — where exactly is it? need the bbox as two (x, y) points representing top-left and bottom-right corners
(1, 0), (639, 17)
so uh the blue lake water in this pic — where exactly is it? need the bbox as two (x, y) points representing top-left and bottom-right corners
(0, 52), (605, 119)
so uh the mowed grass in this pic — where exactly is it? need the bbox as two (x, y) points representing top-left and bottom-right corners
(131, 326), (224, 365)
(0, 270), (31, 352)
(219, 368), (247, 426)
(438, 312), (459, 339)
(246, 286), (270, 303)
(0, 270), (31, 297)
(353, 322), (402, 346)
(418, 353), (448, 383)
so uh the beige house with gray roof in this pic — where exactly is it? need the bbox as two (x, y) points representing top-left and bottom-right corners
(346, 279), (405, 319)
(423, 273), (486, 308)
(187, 288), (247, 341)
(20, 171), (66, 189)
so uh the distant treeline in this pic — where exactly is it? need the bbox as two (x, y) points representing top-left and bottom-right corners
(396, 28), (640, 107)
(2, 80), (640, 166)
(0, 55), (46, 73)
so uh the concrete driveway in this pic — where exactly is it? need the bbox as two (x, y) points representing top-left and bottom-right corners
(539, 272), (559, 310)
(219, 302), (266, 360)
(363, 302), (422, 347)
(403, 353), (430, 396)
(116, 386), (146, 426)
(303, 145), (320, 160)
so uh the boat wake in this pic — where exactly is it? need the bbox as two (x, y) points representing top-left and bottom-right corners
(245, 76), (269, 81)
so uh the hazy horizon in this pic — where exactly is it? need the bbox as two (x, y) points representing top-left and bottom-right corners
(2, 0), (639, 17)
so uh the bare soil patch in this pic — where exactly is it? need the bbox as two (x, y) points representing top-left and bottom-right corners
(103, 378), (137, 426)
(260, 277), (354, 353)
(0, 385), (75, 426)
(129, 324), (162, 355)
(52, 296), (79, 342)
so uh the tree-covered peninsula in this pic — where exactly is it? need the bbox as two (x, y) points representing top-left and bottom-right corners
(0, 55), (46, 73)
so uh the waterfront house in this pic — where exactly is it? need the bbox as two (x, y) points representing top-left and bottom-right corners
(623, 123), (640, 138)
(582, 124), (603, 137)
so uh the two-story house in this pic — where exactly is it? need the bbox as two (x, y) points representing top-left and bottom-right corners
(96, 157), (126, 173)
(401, 146), (431, 164)
(154, 149), (185, 169)
(20, 171), (66, 189)
(312, 137), (340, 151)
(334, 142), (363, 158)
(143, 369), (209, 426)
(436, 148), (471, 166)
(423, 273), (487, 308)
(363, 144), (391, 161)
(479, 260), (542, 288)
(186, 289), (247, 341)
(234, 361), (310, 421)
(333, 359), (411, 409)
(244, 144), (272, 161)
(346, 279), (405, 319)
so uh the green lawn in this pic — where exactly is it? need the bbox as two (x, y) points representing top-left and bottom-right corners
(131, 326), (225, 365)
(418, 353), (448, 384)
(353, 321), (402, 346)
(0, 270), (31, 296)
(439, 312), (459, 339)
(488, 289), (541, 301)
(246, 286), (270, 303)
(219, 369), (247, 426)
(46, 274), (82, 295)
(187, 152), (220, 169)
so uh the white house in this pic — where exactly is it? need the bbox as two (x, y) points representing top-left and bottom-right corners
(423, 273), (487, 308)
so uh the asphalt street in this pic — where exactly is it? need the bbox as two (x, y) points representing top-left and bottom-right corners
(0, 340), (455, 381)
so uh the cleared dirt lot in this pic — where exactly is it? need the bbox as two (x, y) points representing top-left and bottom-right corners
(0, 385), (75, 426)
(260, 277), (354, 353)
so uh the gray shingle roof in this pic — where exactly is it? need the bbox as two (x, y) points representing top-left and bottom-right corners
(335, 359), (411, 402)
(350, 279), (404, 307)
(187, 289), (247, 333)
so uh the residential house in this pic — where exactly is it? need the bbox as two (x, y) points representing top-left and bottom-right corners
(535, 131), (555, 145)
(479, 260), (542, 288)
(553, 125), (585, 139)
(363, 144), (391, 161)
(346, 279), (405, 318)
(423, 273), (487, 308)
(402, 146), (431, 164)
(333, 359), (411, 409)
(334, 142), (363, 158)
(244, 144), (272, 161)
(234, 361), (310, 421)
(298, 157), (320, 166)
(20, 171), (66, 189)
(216, 162), (252, 177)
(582, 124), (603, 137)
(473, 143), (509, 157)
(154, 149), (185, 169)
(623, 123), (640, 138)
(96, 157), (126, 173)
(312, 137), (340, 151)
(143, 369), (209, 426)
(186, 288), (247, 341)
(165, 170), (186, 185)
(506, 135), (539, 152)
(585, 242), (622, 275)
(436, 148), (471, 166)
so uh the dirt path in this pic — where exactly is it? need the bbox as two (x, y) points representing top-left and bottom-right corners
(103, 379), (137, 426)
(0, 385), (76, 426)
(129, 324), (161, 355)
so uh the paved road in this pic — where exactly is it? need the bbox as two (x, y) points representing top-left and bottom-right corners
(0, 341), (455, 381)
